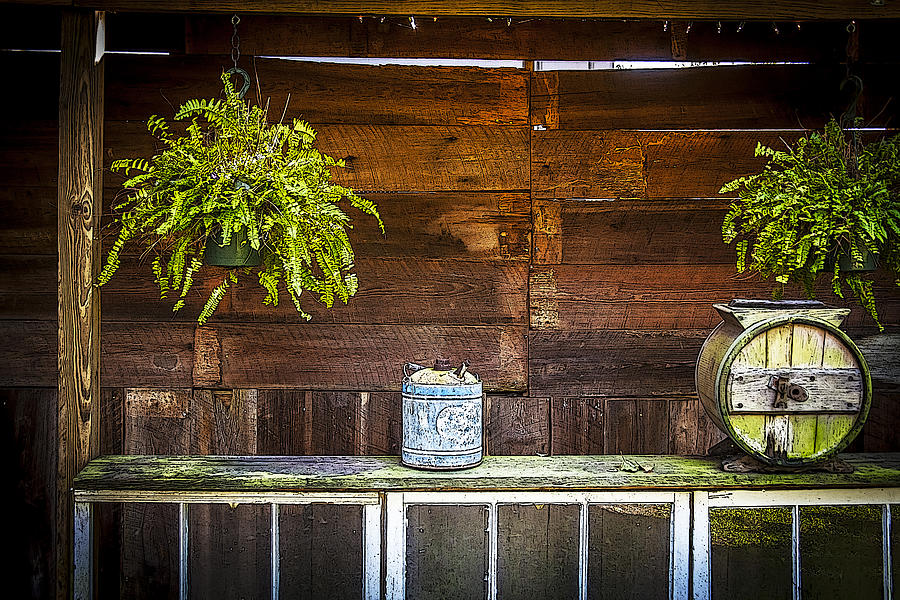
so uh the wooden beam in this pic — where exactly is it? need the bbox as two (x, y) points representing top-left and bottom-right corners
(65, 0), (900, 18)
(58, 8), (103, 600)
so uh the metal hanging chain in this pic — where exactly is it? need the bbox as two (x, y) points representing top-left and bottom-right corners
(231, 14), (240, 69)
(225, 14), (250, 99)
(840, 21), (863, 178)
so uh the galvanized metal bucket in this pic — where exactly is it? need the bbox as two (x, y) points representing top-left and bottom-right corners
(401, 360), (483, 470)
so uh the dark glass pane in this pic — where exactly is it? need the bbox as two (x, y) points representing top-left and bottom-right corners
(121, 503), (180, 600)
(710, 507), (791, 600)
(589, 504), (670, 600)
(406, 504), (488, 600)
(498, 504), (580, 600)
(189, 503), (271, 600)
(800, 505), (883, 600)
(279, 504), (363, 599)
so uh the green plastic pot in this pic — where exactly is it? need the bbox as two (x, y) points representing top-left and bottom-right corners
(837, 248), (879, 273)
(203, 227), (261, 267)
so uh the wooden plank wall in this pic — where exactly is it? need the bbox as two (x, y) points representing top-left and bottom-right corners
(2, 10), (900, 598)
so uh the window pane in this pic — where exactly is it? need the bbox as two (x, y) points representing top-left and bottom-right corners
(406, 504), (488, 600)
(589, 504), (670, 600)
(710, 507), (792, 600)
(279, 504), (363, 599)
(189, 503), (271, 600)
(800, 505), (883, 600)
(121, 503), (180, 600)
(498, 504), (580, 600)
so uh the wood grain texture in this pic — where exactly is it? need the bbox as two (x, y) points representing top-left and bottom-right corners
(106, 54), (528, 125)
(98, 388), (123, 600)
(532, 130), (802, 200)
(258, 390), (399, 455)
(122, 387), (192, 600)
(485, 396), (550, 455)
(208, 323), (526, 391)
(106, 121), (530, 193)
(70, 0), (900, 19)
(550, 397), (604, 455)
(528, 264), (900, 331)
(529, 329), (708, 397)
(73, 454), (900, 493)
(57, 11), (103, 600)
(545, 198), (732, 265)
(669, 396), (727, 455)
(182, 15), (851, 61)
(1, 388), (57, 600)
(533, 65), (854, 130)
(605, 399), (671, 454)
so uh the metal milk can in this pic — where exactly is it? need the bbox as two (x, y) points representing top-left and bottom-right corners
(401, 359), (483, 470)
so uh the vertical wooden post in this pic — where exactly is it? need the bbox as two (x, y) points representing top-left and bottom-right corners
(58, 9), (104, 600)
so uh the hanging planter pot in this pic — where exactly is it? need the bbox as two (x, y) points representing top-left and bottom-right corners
(836, 247), (879, 273)
(203, 227), (262, 267)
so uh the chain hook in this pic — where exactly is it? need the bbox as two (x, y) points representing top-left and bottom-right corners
(226, 14), (250, 99)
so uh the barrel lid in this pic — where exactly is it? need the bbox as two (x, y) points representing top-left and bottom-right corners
(405, 360), (480, 385)
(714, 299), (850, 329)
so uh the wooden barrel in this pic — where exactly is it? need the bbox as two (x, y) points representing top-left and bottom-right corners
(696, 300), (871, 466)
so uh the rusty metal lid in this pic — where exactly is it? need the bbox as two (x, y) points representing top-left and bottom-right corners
(434, 358), (452, 371)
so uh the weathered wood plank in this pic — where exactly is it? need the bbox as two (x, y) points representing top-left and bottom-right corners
(0, 187), (58, 254)
(485, 396), (550, 455)
(863, 391), (900, 452)
(532, 130), (801, 200)
(101, 323), (196, 387)
(205, 323), (526, 391)
(537, 198), (733, 266)
(532, 65), (891, 130)
(58, 11), (103, 600)
(73, 454), (900, 493)
(669, 396), (727, 455)
(106, 54), (528, 125)
(106, 121), (530, 193)
(225, 258), (528, 325)
(98, 388), (123, 600)
(254, 390), (401, 456)
(550, 396), (603, 455)
(728, 367), (862, 413)
(182, 15), (852, 61)
(1, 388), (58, 600)
(122, 387), (192, 600)
(497, 503), (580, 599)
(69, 0), (900, 20)
(529, 329), (707, 397)
(604, 399), (637, 455)
(528, 264), (899, 331)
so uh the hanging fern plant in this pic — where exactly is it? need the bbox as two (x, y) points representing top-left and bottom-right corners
(720, 119), (900, 331)
(99, 72), (383, 324)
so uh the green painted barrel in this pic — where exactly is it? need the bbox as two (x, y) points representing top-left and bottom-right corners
(696, 300), (872, 467)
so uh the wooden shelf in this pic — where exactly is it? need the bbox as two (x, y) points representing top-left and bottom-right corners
(74, 453), (900, 501)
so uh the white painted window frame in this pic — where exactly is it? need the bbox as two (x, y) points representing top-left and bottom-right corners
(692, 488), (900, 600)
(73, 491), (382, 600)
(385, 490), (691, 600)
